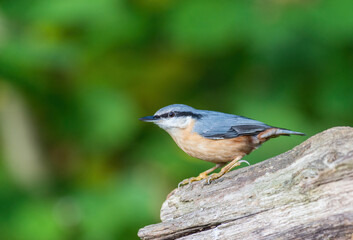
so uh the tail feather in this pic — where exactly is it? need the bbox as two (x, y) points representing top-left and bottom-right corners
(277, 128), (305, 136)
(258, 128), (305, 140)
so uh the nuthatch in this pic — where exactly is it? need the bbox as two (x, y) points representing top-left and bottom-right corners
(140, 104), (304, 186)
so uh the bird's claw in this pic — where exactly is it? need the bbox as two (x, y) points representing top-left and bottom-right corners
(178, 179), (190, 188)
(178, 177), (197, 188)
(239, 159), (250, 166)
(178, 174), (208, 188)
(206, 173), (221, 184)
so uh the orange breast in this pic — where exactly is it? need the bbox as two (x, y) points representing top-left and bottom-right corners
(167, 120), (259, 163)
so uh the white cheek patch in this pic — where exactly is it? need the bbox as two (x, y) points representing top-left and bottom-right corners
(176, 117), (192, 128)
(155, 119), (169, 129)
(155, 117), (192, 129)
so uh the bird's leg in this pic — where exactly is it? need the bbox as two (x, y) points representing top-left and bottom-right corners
(178, 163), (224, 187)
(207, 155), (248, 184)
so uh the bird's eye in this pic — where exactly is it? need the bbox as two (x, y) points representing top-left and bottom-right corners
(168, 112), (175, 117)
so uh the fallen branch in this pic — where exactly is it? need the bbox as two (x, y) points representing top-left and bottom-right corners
(138, 127), (353, 240)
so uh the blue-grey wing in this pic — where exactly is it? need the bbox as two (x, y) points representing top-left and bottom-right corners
(193, 111), (272, 139)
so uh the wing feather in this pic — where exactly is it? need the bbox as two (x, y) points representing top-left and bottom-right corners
(193, 111), (272, 140)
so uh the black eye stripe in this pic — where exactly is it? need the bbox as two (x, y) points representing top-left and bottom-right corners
(156, 111), (202, 119)
(175, 111), (202, 118)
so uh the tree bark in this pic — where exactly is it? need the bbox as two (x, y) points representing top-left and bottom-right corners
(138, 127), (353, 240)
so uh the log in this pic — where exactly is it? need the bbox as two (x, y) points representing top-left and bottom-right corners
(138, 127), (353, 240)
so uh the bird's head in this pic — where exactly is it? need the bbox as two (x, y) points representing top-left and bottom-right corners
(139, 104), (202, 131)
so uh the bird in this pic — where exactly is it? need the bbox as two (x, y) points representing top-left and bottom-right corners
(139, 104), (304, 186)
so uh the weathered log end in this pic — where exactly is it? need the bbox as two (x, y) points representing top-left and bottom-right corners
(138, 127), (353, 240)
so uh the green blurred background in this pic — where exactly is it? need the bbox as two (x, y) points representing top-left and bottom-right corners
(0, 0), (352, 239)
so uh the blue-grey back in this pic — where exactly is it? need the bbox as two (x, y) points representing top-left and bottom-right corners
(193, 109), (272, 139)
(152, 104), (272, 139)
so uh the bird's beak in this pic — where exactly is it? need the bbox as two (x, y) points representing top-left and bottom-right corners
(139, 116), (157, 122)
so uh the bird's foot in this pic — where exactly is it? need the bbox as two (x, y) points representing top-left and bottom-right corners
(206, 159), (250, 184)
(206, 172), (224, 184)
(178, 173), (208, 188)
